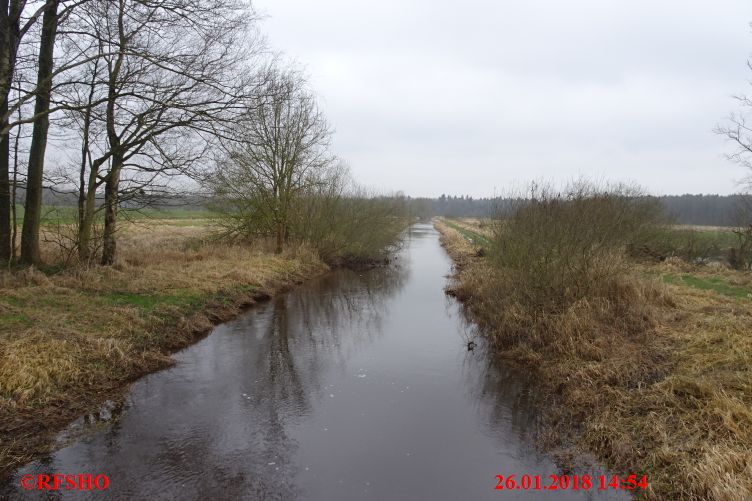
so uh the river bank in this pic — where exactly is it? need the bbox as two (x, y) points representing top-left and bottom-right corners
(434, 218), (752, 500)
(0, 220), (330, 478)
(2, 222), (628, 500)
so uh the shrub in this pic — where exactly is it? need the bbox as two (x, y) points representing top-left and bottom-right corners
(490, 181), (666, 311)
(729, 224), (752, 270)
(288, 177), (408, 265)
(209, 163), (409, 265)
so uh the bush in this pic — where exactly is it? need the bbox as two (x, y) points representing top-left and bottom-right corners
(490, 182), (665, 311)
(288, 176), (408, 265)
(209, 163), (409, 265)
(728, 227), (752, 270)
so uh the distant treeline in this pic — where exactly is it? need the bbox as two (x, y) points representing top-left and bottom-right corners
(658, 195), (750, 226)
(407, 194), (752, 227)
(18, 188), (752, 227)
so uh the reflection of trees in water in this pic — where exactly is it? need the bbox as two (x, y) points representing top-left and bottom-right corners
(2, 264), (410, 501)
(124, 265), (406, 500)
(436, 250), (544, 443)
(238, 263), (409, 499)
(151, 425), (298, 501)
(259, 263), (409, 382)
(250, 261), (408, 408)
(454, 302), (548, 449)
(406, 222), (435, 239)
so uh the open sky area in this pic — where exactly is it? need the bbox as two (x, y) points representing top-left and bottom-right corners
(255, 0), (752, 197)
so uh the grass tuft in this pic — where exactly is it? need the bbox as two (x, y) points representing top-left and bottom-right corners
(436, 216), (752, 500)
(0, 220), (329, 477)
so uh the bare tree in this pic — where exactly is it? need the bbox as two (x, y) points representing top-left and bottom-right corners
(49, 0), (260, 264)
(1, 0), (45, 262)
(728, 194), (752, 270)
(210, 67), (333, 253)
(716, 57), (752, 268)
(3, 0), (97, 265)
(715, 53), (752, 195)
(19, 0), (59, 265)
(0, 0), (259, 266)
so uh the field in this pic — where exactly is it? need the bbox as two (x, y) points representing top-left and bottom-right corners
(436, 217), (752, 500)
(0, 218), (329, 477)
(12, 205), (215, 227)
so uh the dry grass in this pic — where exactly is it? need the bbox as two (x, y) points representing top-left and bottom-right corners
(0, 220), (328, 477)
(448, 217), (495, 238)
(434, 219), (479, 269)
(670, 224), (737, 233)
(435, 218), (752, 500)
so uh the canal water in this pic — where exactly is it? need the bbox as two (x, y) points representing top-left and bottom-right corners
(2, 223), (626, 500)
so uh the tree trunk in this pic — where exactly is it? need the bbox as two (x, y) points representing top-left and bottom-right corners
(0, 97), (9, 262)
(20, 0), (59, 266)
(0, 0), (15, 263)
(76, 59), (100, 263)
(99, 1), (125, 267)
(10, 109), (17, 260)
(275, 220), (284, 254)
(101, 159), (121, 266)
(78, 162), (99, 262)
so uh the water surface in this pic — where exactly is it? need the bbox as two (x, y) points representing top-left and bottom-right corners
(3, 224), (626, 500)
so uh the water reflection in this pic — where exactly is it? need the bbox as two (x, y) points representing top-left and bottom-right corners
(455, 309), (543, 443)
(1, 263), (408, 501)
(2, 224), (625, 500)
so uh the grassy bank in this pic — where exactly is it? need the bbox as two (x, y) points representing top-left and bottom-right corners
(435, 217), (752, 500)
(440, 218), (493, 248)
(0, 220), (329, 478)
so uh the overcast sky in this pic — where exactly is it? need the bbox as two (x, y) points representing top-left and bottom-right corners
(254, 0), (752, 198)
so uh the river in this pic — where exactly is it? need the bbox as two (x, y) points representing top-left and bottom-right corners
(2, 223), (626, 500)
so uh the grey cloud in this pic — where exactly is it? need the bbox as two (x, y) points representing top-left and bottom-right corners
(256, 0), (752, 196)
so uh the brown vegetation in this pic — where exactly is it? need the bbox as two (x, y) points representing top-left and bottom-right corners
(0, 220), (329, 477)
(435, 215), (752, 500)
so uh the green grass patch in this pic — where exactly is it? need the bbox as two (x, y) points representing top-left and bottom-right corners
(696, 230), (740, 249)
(121, 208), (216, 221)
(14, 205), (215, 227)
(442, 219), (492, 247)
(14, 205), (80, 226)
(663, 273), (752, 299)
(673, 229), (739, 250)
(1, 295), (26, 308)
(644, 228), (741, 261)
(0, 312), (33, 329)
